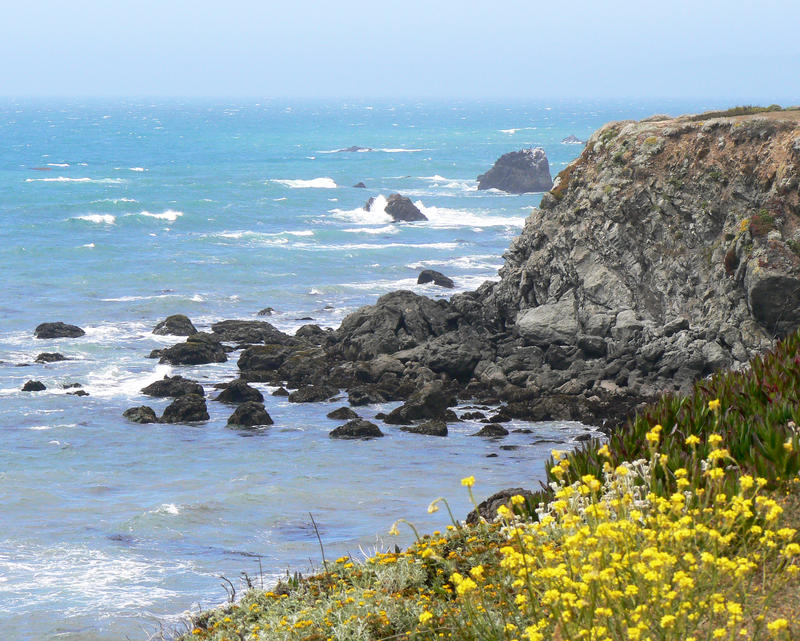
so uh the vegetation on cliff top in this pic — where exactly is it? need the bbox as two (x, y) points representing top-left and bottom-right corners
(177, 329), (800, 641)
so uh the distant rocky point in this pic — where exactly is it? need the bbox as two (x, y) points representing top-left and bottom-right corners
(561, 134), (585, 145)
(477, 148), (553, 193)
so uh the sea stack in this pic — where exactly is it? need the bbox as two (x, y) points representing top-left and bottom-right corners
(477, 148), (553, 193)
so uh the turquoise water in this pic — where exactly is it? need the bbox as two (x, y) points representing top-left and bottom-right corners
(0, 98), (716, 640)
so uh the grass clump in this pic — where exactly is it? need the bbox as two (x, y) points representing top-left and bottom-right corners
(689, 105), (785, 121)
(180, 330), (800, 641)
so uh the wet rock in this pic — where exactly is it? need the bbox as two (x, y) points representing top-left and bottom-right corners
(384, 380), (457, 424)
(142, 375), (205, 398)
(68, 390), (89, 396)
(152, 314), (197, 336)
(460, 411), (486, 420)
(327, 407), (359, 420)
(227, 401), (273, 427)
(159, 334), (227, 365)
(22, 380), (46, 391)
(272, 387), (290, 396)
(400, 420), (448, 436)
(257, 307), (274, 316)
(477, 148), (553, 193)
(466, 488), (537, 523)
(367, 193), (427, 222)
(417, 270), (454, 288)
(213, 379), (264, 404)
(63, 382), (82, 389)
(160, 394), (209, 423)
(288, 384), (337, 403)
(471, 423), (509, 437)
(348, 385), (389, 406)
(123, 406), (158, 424)
(353, 182), (367, 188)
(238, 344), (293, 373)
(34, 322), (85, 339)
(211, 320), (296, 345)
(35, 353), (67, 363)
(295, 324), (330, 344)
(329, 419), (384, 439)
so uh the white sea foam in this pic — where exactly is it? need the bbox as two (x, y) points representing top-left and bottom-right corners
(415, 203), (525, 228)
(317, 147), (426, 154)
(272, 177), (337, 189)
(82, 243), (95, 248)
(72, 214), (116, 225)
(94, 197), (138, 204)
(273, 197), (287, 201)
(153, 503), (181, 515)
(129, 167), (146, 172)
(84, 363), (173, 398)
(46, 163), (70, 167)
(25, 177), (125, 184)
(137, 209), (183, 222)
(342, 225), (399, 235)
(329, 195), (392, 224)
(499, 126), (537, 134)
(408, 254), (502, 271)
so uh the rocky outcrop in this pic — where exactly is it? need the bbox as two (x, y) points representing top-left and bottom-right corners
(123, 406), (158, 424)
(327, 407), (359, 420)
(35, 353), (67, 363)
(213, 380), (264, 404)
(472, 423), (509, 437)
(160, 394), (209, 423)
(400, 419), (448, 436)
(22, 380), (46, 391)
(477, 148), (553, 193)
(384, 380), (457, 424)
(152, 314), (197, 336)
(329, 419), (384, 439)
(227, 402), (273, 427)
(466, 487), (537, 524)
(211, 320), (296, 346)
(288, 384), (337, 403)
(34, 322), (85, 339)
(142, 375), (205, 398)
(417, 270), (454, 288)
(159, 334), (228, 366)
(365, 194), (427, 222)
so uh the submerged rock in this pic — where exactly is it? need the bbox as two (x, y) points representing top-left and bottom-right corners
(160, 394), (209, 423)
(329, 419), (384, 439)
(353, 181), (367, 188)
(142, 375), (205, 398)
(34, 322), (85, 339)
(417, 269), (455, 288)
(123, 406), (158, 424)
(400, 420), (448, 437)
(477, 148), (553, 193)
(227, 401), (273, 427)
(152, 314), (197, 336)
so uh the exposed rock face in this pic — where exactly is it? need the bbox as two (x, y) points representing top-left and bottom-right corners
(366, 194), (427, 222)
(159, 334), (228, 366)
(288, 384), (338, 403)
(477, 148), (553, 193)
(213, 379), (264, 404)
(160, 394), (209, 423)
(152, 314), (197, 336)
(384, 380), (457, 424)
(329, 419), (384, 439)
(142, 375), (205, 398)
(417, 270), (454, 288)
(123, 406), (158, 424)
(227, 402), (273, 427)
(34, 322), (85, 339)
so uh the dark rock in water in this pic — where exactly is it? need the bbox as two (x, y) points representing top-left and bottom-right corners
(561, 134), (585, 145)
(513, 428), (533, 434)
(327, 406), (359, 420)
(466, 487), (537, 523)
(353, 182), (367, 188)
(443, 409), (461, 422)
(34, 322), (85, 339)
(348, 385), (388, 406)
(574, 432), (594, 442)
(147, 349), (163, 359)
(329, 419), (384, 439)
(22, 380), (46, 391)
(417, 270), (454, 289)
(123, 406), (158, 423)
(159, 334), (227, 365)
(142, 375), (205, 398)
(471, 423), (509, 437)
(477, 148), (553, 193)
(68, 390), (89, 396)
(160, 394), (209, 423)
(62, 383), (82, 389)
(227, 401), (273, 427)
(460, 411), (486, 420)
(295, 317), (314, 321)
(384, 380), (457, 424)
(238, 344), (294, 373)
(288, 384), (337, 403)
(211, 320), (296, 345)
(364, 196), (376, 211)
(339, 146), (371, 153)
(384, 193), (427, 222)
(257, 307), (274, 316)
(35, 352), (67, 363)
(486, 453), (499, 458)
(152, 314), (197, 336)
(295, 324), (330, 344)
(214, 379), (264, 404)
(272, 387), (290, 396)
(400, 420), (448, 437)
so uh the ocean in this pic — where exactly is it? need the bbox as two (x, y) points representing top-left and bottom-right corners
(0, 97), (718, 640)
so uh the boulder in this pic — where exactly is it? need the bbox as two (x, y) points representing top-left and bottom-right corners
(272, 387), (290, 396)
(35, 353), (67, 363)
(213, 379), (264, 404)
(327, 407), (359, 420)
(466, 488), (537, 524)
(211, 320), (296, 345)
(238, 344), (294, 372)
(417, 270), (454, 288)
(471, 423), (509, 437)
(68, 390), (89, 396)
(160, 394), (209, 423)
(385, 193), (427, 222)
(152, 314), (197, 336)
(515, 293), (579, 346)
(22, 380), (46, 391)
(562, 135), (584, 145)
(288, 384), (337, 403)
(123, 406), (158, 424)
(295, 324), (330, 343)
(227, 401), (273, 427)
(142, 375), (205, 398)
(329, 419), (384, 439)
(159, 334), (227, 365)
(384, 380), (457, 424)
(400, 420), (448, 437)
(348, 385), (389, 406)
(34, 322), (85, 339)
(477, 148), (553, 193)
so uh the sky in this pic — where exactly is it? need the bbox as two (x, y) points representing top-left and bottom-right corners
(1, 0), (799, 101)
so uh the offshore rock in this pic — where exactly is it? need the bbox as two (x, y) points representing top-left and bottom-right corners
(327, 407), (359, 420)
(213, 379), (264, 404)
(22, 380), (46, 391)
(34, 322), (85, 339)
(400, 419), (448, 436)
(227, 401), (273, 427)
(329, 419), (384, 439)
(365, 193), (427, 222)
(35, 352), (67, 363)
(142, 375), (205, 398)
(417, 269), (455, 288)
(160, 394), (209, 423)
(159, 333), (227, 366)
(477, 148), (553, 193)
(152, 314), (197, 336)
(123, 406), (158, 424)
(211, 320), (296, 345)
(288, 384), (338, 403)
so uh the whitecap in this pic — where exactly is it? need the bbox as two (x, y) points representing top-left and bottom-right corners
(137, 209), (183, 222)
(72, 214), (116, 225)
(46, 163), (70, 167)
(342, 225), (399, 235)
(329, 195), (392, 224)
(273, 197), (287, 201)
(152, 503), (181, 515)
(25, 177), (125, 184)
(272, 177), (337, 189)
(128, 167), (146, 172)
(415, 202), (525, 228)
(499, 126), (537, 134)
(82, 243), (95, 248)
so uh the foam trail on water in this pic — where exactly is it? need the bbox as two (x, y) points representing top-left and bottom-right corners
(272, 177), (337, 189)
(71, 214), (116, 225)
(137, 210), (183, 222)
(26, 177), (125, 184)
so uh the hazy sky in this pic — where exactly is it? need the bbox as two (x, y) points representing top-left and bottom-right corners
(2, 0), (798, 100)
